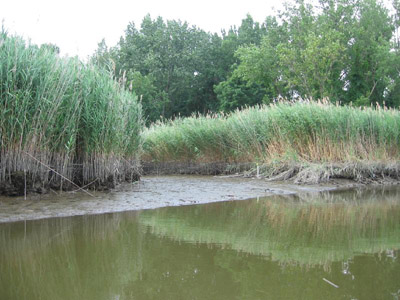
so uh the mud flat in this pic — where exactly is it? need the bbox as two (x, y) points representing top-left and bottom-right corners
(0, 175), (362, 223)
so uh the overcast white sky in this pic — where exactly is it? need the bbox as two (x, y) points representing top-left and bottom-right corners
(1, 0), (284, 59)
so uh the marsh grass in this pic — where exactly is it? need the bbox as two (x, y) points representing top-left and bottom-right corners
(0, 31), (142, 194)
(143, 100), (400, 182)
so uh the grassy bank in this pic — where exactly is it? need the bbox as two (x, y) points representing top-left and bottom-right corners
(143, 101), (400, 182)
(0, 31), (142, 195)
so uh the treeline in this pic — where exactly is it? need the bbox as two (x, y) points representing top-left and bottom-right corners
(92, 0), (400, 123)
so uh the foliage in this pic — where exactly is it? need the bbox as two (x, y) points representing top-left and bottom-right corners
(236, 0), (399, 106)
(214, 71), (267, 112)
(92, 15), (270, 122)
(91, 0), (400, 122)
(0, 31), (143, 188)
(116, 16), (213, 121)
(143, 101), (400, 163)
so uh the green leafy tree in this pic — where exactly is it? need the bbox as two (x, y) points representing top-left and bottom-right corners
(91, 0), (400, 122)
(214, 15), (271, 110)
(118, 15), (212, 120)
(346, 0), (395, 105)
(232, 0), (398, 105)
(127, 71), (160, 124)
(234, 16), (288, 100)
(215, 71), (267, 112)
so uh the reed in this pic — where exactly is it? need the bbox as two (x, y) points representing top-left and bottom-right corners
(143, 100), (400, 181)
(0, 31), (143, 194)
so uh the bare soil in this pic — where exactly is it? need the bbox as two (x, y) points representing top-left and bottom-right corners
(0, 175), (360, 223)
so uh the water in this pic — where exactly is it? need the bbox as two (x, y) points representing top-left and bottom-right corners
(1, 187), (400, 299)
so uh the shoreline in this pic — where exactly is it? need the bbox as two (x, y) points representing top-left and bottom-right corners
(142, 161), (400, 183)
(0, 175), (365, 224)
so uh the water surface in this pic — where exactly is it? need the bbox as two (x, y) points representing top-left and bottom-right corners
(1, 187), (400, 299)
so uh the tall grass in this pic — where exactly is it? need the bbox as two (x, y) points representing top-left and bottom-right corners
(0, 31), (142, 191)
(143, 101), (400, 165)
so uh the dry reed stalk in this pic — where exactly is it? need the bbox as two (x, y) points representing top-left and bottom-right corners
(23, 151), (95, 197)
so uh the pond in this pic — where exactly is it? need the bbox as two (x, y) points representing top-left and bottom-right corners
(1, 187), (400, 299)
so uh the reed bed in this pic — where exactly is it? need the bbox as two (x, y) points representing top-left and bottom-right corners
(0, 31), (142, 195)
(143, 101), (400, 182)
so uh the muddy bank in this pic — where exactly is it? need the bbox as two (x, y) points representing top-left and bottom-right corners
(0, 175), (360, 223)
(142, 161), (254, 175)
(0, 170), (140, 197)
(143, 161), (400, 184)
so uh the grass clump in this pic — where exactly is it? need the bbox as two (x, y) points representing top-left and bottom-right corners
(143, 101), (400, 182)
(0, 31), (142, 195)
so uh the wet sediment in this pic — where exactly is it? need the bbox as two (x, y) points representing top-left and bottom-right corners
(0, 175), (352, 223)
(3, 160), (399, 198)
(142, 161), (255, 175)
(0, 168), (140, 197)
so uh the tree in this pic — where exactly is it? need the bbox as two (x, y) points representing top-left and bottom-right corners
(234, 16), (288, 100)
(346, 0), (395, 105)
(91, 0), (400, 122)
(118, 15), (212, 120)
(215, 71), (267, 112)
(231, 0), (398, 105)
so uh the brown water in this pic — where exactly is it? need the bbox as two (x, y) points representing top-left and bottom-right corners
(1, 187), (400, 299)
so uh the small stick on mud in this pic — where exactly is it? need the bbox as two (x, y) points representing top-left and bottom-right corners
(214, 174), (243, 178)
(323, 278), (339, 288)
(23, 151), (95, 198)
(50, 189), (59, 195)
(68, 178), (99, 194)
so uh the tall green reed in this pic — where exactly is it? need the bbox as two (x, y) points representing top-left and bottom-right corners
(0, 30), (142, 189)
(143, 101), (400, 163)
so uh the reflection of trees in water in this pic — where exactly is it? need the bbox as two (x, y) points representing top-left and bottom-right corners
(140, 187), (400, 268)
(0, 187), (400, 300)
(0, 212), (259, 300)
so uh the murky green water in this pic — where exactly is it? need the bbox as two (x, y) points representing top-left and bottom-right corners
(1, 188), (400, 300)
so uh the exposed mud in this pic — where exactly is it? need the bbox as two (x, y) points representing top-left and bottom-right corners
(0, 175), (363, 223)
(142, 161), (254, 175)
(0, 171), (140, 197)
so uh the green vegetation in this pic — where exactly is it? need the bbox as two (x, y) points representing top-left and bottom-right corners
(3, 0), (400, 191)
(143, 101), (400, 170)
(93, 0), (400, 123)
(98, 0), (400, 181)
(0, 31), (142, 194)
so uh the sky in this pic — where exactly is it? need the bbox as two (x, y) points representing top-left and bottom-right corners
(1, 0), (284, 59)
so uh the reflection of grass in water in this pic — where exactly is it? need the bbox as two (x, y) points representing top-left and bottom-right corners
(139, 188), (400, 267)
(0, 214), (142, 300)
(1, 191), (400, 300)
